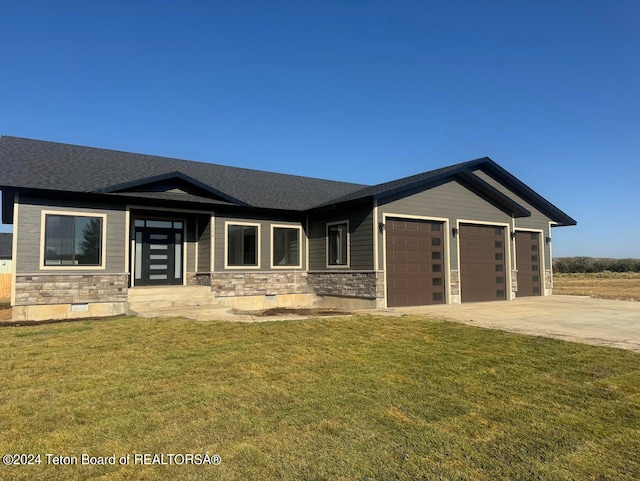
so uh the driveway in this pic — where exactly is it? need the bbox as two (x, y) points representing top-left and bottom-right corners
(390, 295), (640, 352)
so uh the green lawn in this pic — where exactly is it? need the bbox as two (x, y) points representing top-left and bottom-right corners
(1, 315), (638, 480)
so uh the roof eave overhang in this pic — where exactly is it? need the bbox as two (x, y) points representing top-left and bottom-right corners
(0, 186), (247, 212)
(373, 167), (531, 218)
(454, 169), (531, 218)
(476, 161), (577, 226)
(93, 171), (250, 207)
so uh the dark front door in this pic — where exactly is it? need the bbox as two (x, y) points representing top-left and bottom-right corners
(134, 220), (184, 286)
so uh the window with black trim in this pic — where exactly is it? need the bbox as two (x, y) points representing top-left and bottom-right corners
(227, 224), (258, 266)
(327, 222), (348, 266)
(273, 227), (300, 267)
(44, 214), (103, 266)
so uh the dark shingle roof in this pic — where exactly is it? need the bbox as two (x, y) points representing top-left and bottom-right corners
(0, 136), (366, 211)
(314, 157), (576, 226)
(0, 136), (576, 226)
(0, 233), (12, 259)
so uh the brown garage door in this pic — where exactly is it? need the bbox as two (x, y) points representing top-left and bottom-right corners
(386, 218), (445, 307)
(459, 224), (507, 302)
(515, 231), (542, 297)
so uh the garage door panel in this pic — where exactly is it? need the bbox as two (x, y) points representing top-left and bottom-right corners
(515, 231), (542, 297)
(386, 218), (446, 307)
(460, 224), (507, 302)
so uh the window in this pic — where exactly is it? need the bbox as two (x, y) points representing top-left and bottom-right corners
(272, 226), (301, 268)
(327, 222), (348, 266)
(44, 214), (104, 266)
(226, 223), (259, 267)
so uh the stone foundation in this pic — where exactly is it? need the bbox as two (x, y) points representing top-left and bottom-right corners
(195, 273), (212, 286)
(215, 293), (318, 311)
(12, 302), (126, 321)
(209, 271), (386, 309)
(12, 273), (128, 321)
(449, 270), (460, 304)
(545, 269), (553, 296)
(318, 296), (379, 310)
(511, 269), (518, 298)
(307, 271), (385, 306)
(14, 273), (128, 305)
(210, 271), (314, 297)
(185, 273), (213, 286)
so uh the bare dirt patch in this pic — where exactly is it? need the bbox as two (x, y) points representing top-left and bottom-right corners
(553, 272), (640, 301)
(233, 307), (352, 317)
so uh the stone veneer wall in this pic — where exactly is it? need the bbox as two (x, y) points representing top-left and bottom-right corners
(511, 269), (518, 296)
(195, 273), (212, 286)
(210, 272), (314, 297)
(449, 270), (460, 298)
(14, 273), (128, 305)
(545, 269), (553, 291)
(186, 273), (214, 286)
(307, 271), (385, 299)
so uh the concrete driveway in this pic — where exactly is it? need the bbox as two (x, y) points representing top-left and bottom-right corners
(390, 295), (640, 352)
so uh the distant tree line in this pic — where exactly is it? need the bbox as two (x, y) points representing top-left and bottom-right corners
(553, 257), (640, 273)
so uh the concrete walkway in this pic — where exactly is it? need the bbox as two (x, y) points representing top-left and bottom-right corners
(388, 295), (640, 352)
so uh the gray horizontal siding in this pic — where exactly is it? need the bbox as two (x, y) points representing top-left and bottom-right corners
(213, 214), (306, 272)
(308, 203), (374, 271)
(197, 214), (211, 272)
(186, 215), (197, 273)
(16, 195), (127, 274)
(472, 170), (552, 230)
(472, 169), (554, 267)
(378, 180), (512, 269)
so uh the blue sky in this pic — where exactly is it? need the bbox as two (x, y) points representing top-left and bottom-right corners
(1, 0), (638, 257)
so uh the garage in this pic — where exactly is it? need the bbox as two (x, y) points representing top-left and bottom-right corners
(515, 231), (542, 297)
(459, 224), (507, 302)
(385, 218), (445, 307)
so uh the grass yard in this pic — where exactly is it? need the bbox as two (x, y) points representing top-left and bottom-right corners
(1, 315), (639, 481)
(553, 272), (640, 301)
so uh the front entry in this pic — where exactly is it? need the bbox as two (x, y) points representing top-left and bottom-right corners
(133, 219), (184, 286)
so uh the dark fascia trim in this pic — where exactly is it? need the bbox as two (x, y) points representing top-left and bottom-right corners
(453, 169), (531, 218)
(477, 161), (577, 226)
(5, 186), (307, 220)
(1, 189), (15, 224)
(306, 195), (373, 214)
(370, 156), (492, 204)
(93, 171), (249, 207)
(2, 187), (239, 213)
(373, 162), (531, 218)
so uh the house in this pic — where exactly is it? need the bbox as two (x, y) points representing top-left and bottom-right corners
(0, 136), (576, 321)
(0, 232), (12, 275)
(0, 233), (12, 299)
(0, 232), (12, 269)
